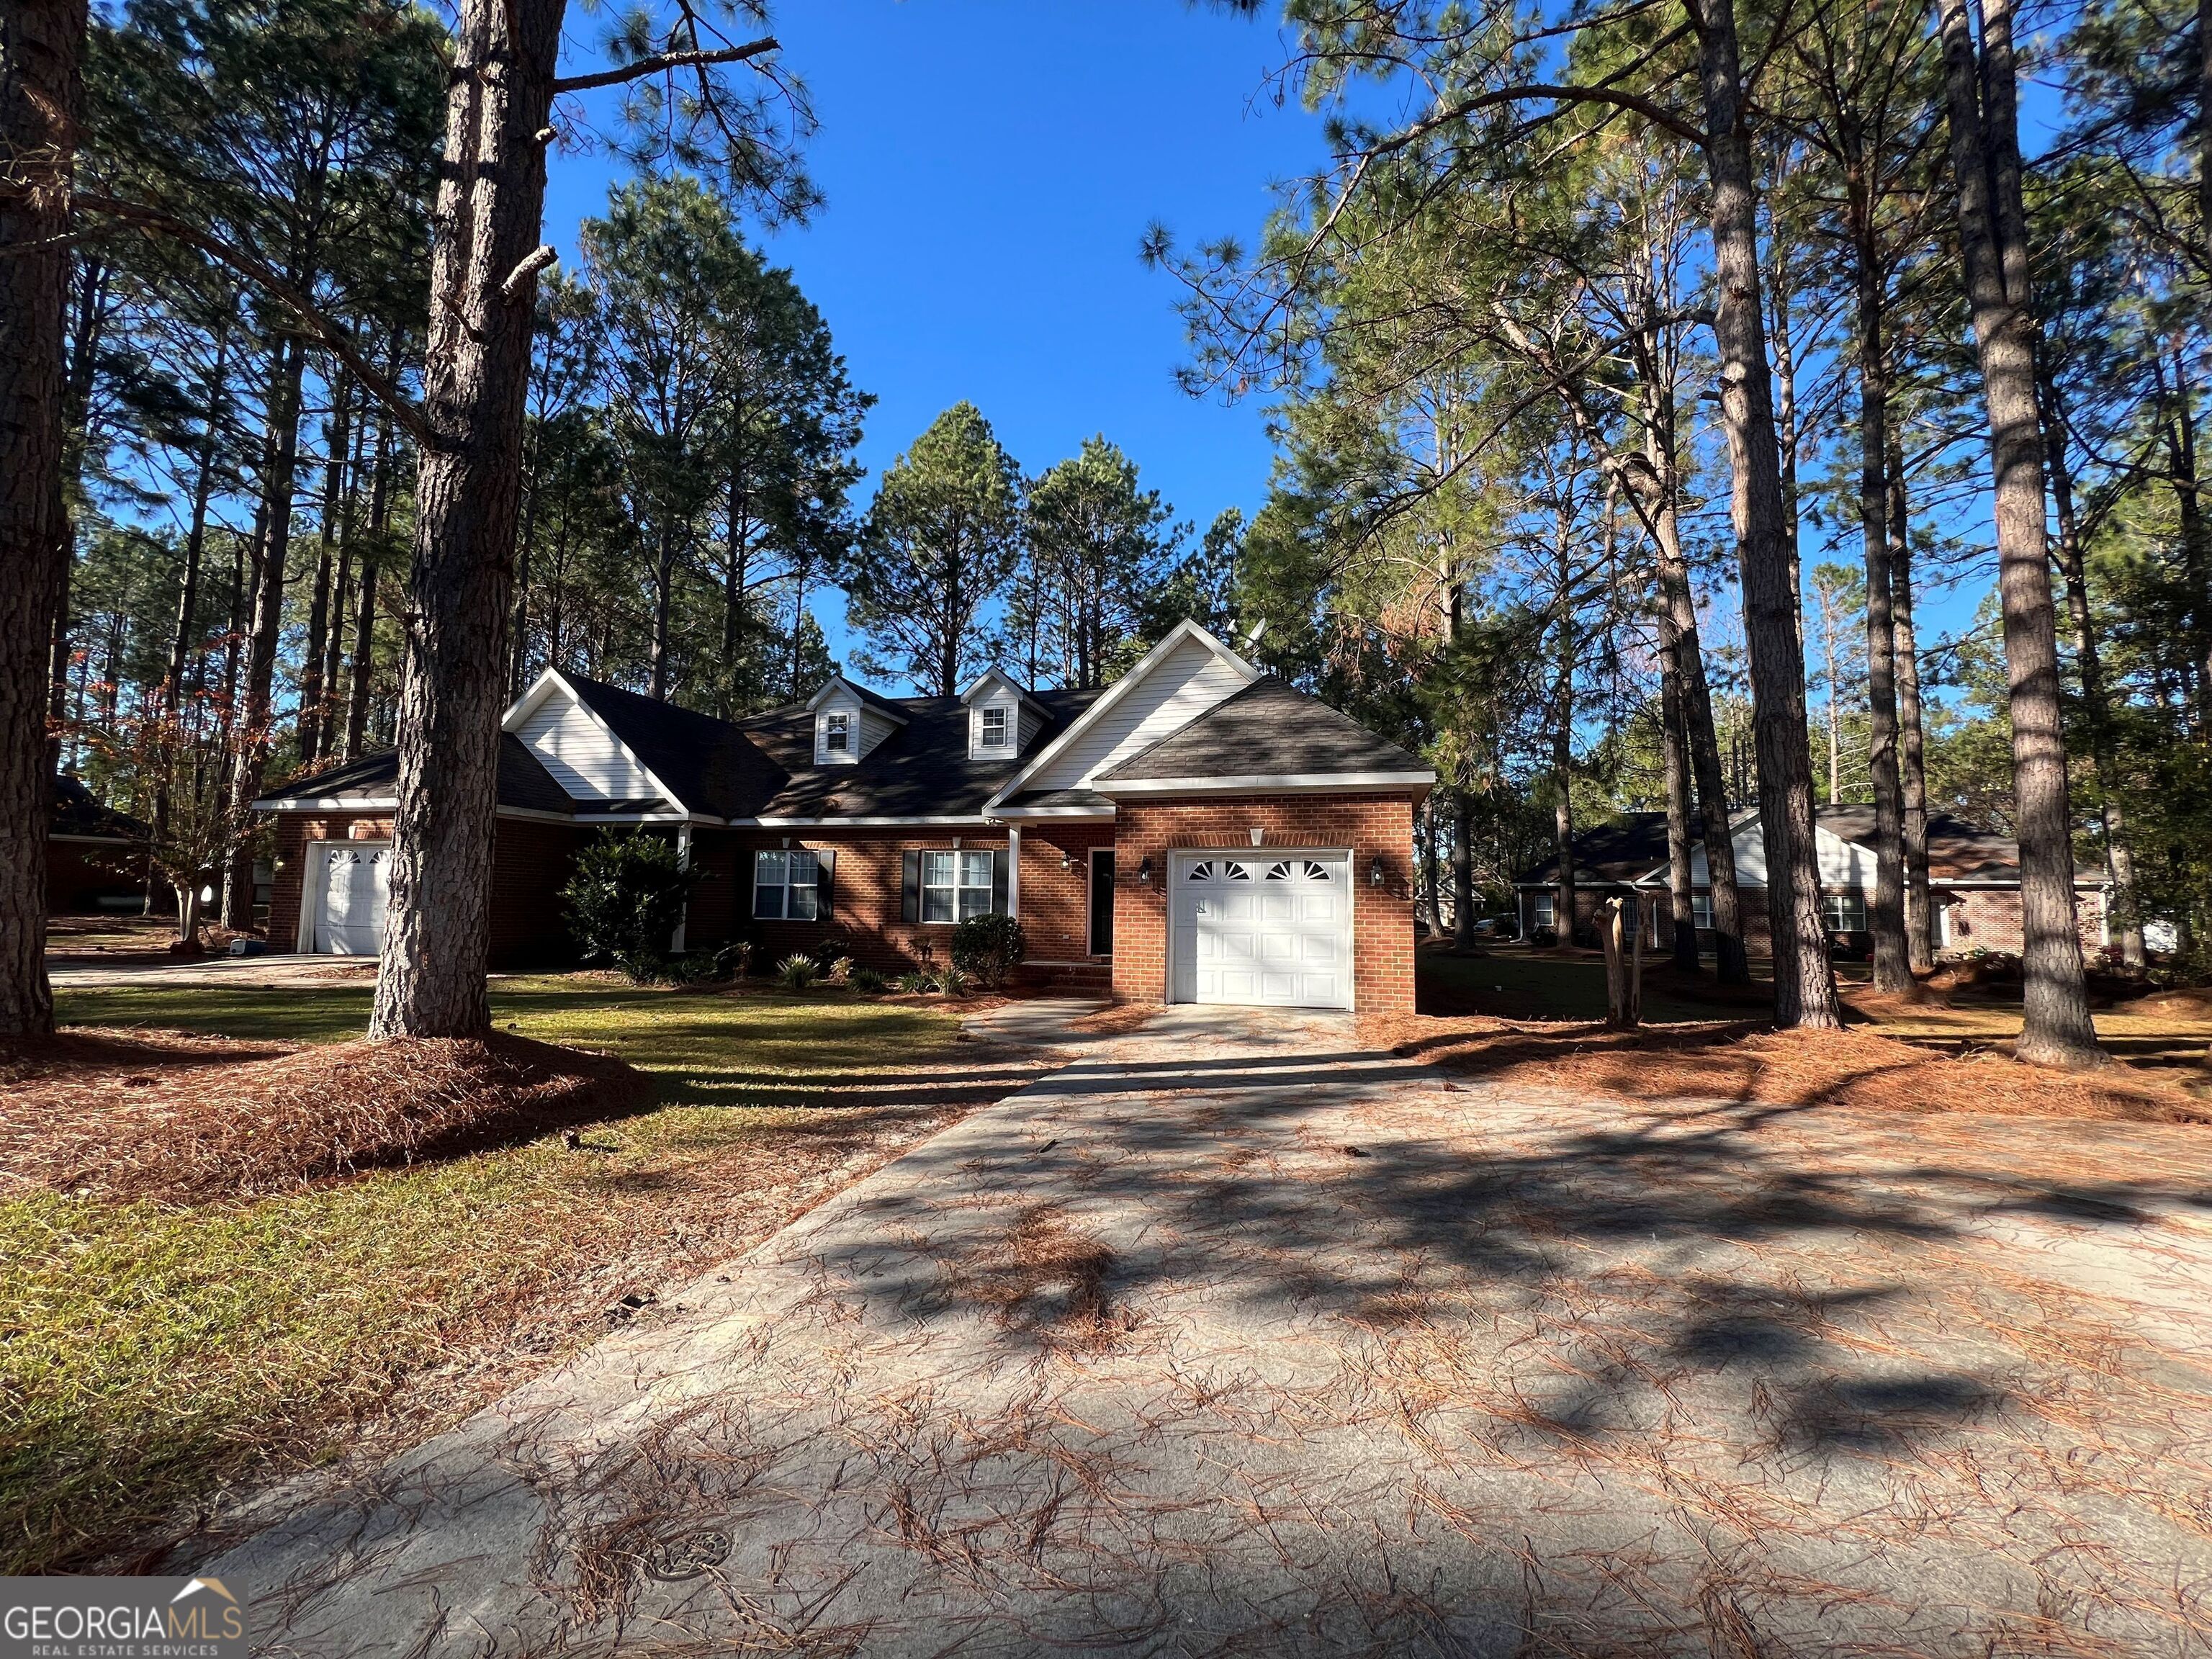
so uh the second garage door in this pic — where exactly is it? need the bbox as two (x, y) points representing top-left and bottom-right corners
(311, 841), (390, 955)
(1171, 852), (1352, 1010)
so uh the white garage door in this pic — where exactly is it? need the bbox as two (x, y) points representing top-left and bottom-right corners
(312, 842), (390, 955)
(1172, 853), (1353, 1010)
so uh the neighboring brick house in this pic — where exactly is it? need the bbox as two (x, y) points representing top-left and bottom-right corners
(1513, 806), (2108, 959)
(48, 773), (152, 914)
(253, 623), (1434, 1011)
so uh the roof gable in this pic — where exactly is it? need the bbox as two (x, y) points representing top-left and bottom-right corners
(1095, 675), (1430, 788)
(989, 621), (1263, 806)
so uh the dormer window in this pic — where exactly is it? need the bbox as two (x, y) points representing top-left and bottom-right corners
(824, 712), (851, 755)
(981, 706), (1007, 750)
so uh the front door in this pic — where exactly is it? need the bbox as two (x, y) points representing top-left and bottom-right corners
(1171, 852), (1352, 1010)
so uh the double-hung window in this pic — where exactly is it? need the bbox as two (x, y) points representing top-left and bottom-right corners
(980, 706), (1008, 749)
(920, 850), (995, 922)
(1820, 891), (1867, 932)
(754, 849), (820, 920)
(1532, 892), (1557, 929)
(1691, 891), (1714, 930)
(824, 712), (851, 755)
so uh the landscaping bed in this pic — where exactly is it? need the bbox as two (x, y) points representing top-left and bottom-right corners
(0, 981), (1053, 1575)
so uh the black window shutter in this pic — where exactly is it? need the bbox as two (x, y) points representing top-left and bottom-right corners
(818, 848), (835, 920)
(902, 850), (920, 923)
(992, 848), (1009, 914)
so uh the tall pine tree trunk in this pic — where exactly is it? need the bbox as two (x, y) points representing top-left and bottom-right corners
(1643, 373), (1748, 981)
(1936, 0), (2101, 1066)
(299, 374), (351, 771)
(1660, 640), (1699, 971)
(221, 333), (307, 929)
(1851, 218), (1912, 992)
(345, 412), (392, 763)
(0, 0), (86, 1038)
(1887, 434), (1936, 968)
(1694, 0), (1838, 1025)
(369, 0), (565, 1040)
(1452, 788), (1476, 950)
(2041, 367), (2144, 968)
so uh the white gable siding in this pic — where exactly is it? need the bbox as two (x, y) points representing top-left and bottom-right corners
(969, 690), (1022, 760)
(1026, 636), (1250, 790)
(1687, 818), (1877, 888)
(1017, 702), (1047, 752)
(518, 692), (657, 801)
(814, 685), (900, 764)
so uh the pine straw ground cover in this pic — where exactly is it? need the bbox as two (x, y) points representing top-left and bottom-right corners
(0, 979), (1053, 1575)
(1364, 1010), (2212, 1124)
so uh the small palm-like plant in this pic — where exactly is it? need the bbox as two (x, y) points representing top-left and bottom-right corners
(775, 953), (821, 990)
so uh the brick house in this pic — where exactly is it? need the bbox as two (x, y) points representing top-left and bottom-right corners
(1513, 806), (2108, 959)
(48, 773), (152, 914)
(253, 622), (1434, 1011)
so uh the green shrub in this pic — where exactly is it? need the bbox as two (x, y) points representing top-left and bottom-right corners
(775, 953), (820, 990)
(812, 937), (853, 972)
(848, 966), (888, 994)
(948, 912), (1025, 989)
(560, 830), (701, 984)
(893, 970), (935, 994)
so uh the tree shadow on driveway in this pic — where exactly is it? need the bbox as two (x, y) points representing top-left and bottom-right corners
(212, 1014), (2212, 1658)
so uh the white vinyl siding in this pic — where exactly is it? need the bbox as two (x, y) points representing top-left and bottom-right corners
(516, 691), (657, 801)
(814, 684), (902, 764)
(1024, 635), (1250, 791)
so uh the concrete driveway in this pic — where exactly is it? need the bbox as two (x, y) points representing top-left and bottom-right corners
(214, 1007), (2212, 1656)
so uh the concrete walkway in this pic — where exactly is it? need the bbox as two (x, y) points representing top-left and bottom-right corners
(210, 1007), (2212, 1656)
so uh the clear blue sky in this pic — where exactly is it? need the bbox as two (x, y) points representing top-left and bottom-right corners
(541, 0), (1328, 681)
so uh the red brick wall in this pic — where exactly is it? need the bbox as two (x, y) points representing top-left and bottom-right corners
(1938, 885), (2105, 957)
(268, 812), (588, 968)
(729, 828), (1012, 974)
(1109, 794), (1419, 1012)
(47, 840), (148, 912)
(1013, 821), (1117, 963)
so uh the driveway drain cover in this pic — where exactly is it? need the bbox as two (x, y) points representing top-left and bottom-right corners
(642, 1528), (732, 1581)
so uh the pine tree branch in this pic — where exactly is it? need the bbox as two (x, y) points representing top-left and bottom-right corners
(75, 192), (432, 448)
(550, 37), (777, 96)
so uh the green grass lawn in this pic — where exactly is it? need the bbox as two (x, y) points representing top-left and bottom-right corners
(3, 979), (985, 1573)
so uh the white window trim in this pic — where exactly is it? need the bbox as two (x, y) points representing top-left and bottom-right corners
(918, 848), (995, 925)
(824, 711), (852, 754)
(753, 848), (822, 922)
(1690, 891), (1714, 930)
(979, 706), (1010, 749)
(1532, 892), (1557, 928)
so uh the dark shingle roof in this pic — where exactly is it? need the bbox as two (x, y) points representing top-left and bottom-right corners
(53, 774), (149, 842)
(744, 688), (1102, 819)
(565, 675), (793, 820)
(999, 786), (1113, 812)
(256, 735), (577, 817)
(1098, 676), (1428, 783)
(1518, 811), (1673, 886)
